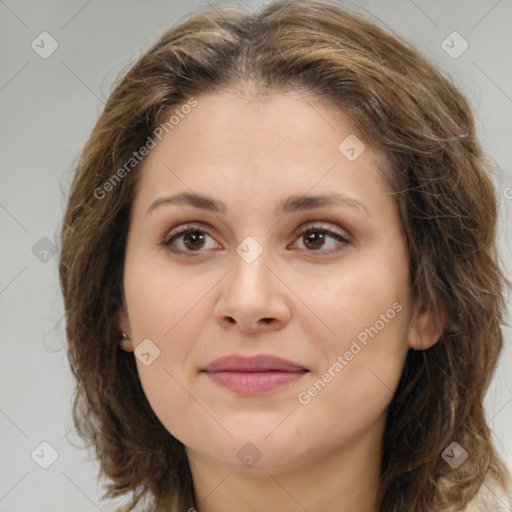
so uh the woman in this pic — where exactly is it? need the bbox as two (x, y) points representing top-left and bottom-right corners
(58, 1), (512, 510)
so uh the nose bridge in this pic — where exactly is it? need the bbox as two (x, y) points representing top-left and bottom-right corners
(229, 240), (274, 302)
(214, 237), (291, 331)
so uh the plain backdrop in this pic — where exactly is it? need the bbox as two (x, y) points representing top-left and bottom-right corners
(1, 0), (511, 510)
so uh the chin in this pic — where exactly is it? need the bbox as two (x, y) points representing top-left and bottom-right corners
(181, 416), (326, 475)
(188, 436), (311, 475)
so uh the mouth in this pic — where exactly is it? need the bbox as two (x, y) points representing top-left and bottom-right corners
(201, 354), (309, 395)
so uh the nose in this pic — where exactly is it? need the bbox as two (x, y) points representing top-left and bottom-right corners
(213, 248), (291, 334)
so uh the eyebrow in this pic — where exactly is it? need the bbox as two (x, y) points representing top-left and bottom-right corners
(145, 191), (373, 218)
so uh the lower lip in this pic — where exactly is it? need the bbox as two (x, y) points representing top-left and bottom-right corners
(204, 371), (307, 395)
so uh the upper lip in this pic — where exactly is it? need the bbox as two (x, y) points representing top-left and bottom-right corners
(202, 354), (307, 373)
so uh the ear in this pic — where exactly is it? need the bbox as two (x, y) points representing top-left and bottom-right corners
(408, 299), (446, 351)
(117, 305), (134, 353)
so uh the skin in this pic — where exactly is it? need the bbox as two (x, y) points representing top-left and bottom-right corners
(118, 89), (443, 512)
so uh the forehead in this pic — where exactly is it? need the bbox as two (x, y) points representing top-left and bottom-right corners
(131, 90), (390, 216)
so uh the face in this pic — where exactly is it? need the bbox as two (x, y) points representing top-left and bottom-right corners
(119, 90), (441, 474)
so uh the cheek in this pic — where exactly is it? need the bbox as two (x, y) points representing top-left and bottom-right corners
(295, 251), (411, 424)
(294, 304), (410, 456)
(309, 250), (410, 355)
(124, 258), (213, 341)
(125, 264), (217, 440)
(136, 359), (209, 445)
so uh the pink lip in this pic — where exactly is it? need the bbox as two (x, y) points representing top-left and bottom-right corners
(202, 354), (308, 395)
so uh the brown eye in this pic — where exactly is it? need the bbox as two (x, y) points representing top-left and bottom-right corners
(303, 231), (327, 250)
(161, 226), (221, 256)
(161, 223), (350, 257)
(182, 231), (207, 250)
(293, 226), (350, 253)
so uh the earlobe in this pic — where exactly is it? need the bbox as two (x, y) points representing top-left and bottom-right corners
(117, 307), (134, 352)
(119, 332), (135, 352)
(408, 301), (446, 351)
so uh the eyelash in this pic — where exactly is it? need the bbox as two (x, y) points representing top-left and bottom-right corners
(159, 222), (351, 257)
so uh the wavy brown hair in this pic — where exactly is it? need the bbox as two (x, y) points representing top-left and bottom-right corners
(58, 1), (511, 510)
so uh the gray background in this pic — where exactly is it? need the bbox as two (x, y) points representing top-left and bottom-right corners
(1, 0), (511, 510)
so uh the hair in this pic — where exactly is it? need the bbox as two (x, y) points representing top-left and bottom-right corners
(58, 0), (511, 510)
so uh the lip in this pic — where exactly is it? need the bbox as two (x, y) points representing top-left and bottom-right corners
(202, 354), (308, 395)
(203, 354), (307, 373)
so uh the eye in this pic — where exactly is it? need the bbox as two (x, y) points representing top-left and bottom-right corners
(160, 222), (351, 257)
(160, 224), (221, 256)
(291, 223), (350, 254)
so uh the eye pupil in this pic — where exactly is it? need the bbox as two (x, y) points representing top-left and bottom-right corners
(304, 231), (325, 250)
(184, 231), (206, 250)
